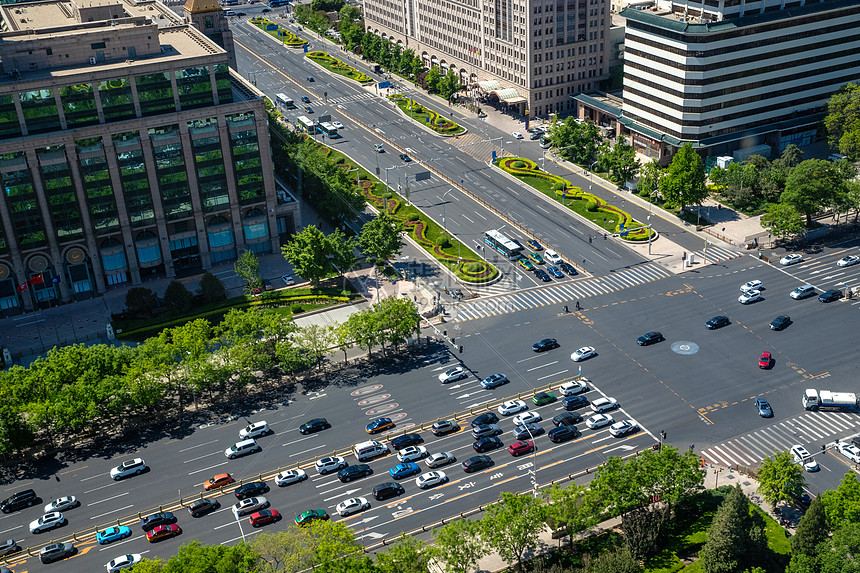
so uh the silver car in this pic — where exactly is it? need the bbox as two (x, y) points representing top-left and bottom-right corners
(425, 451), (456, 468)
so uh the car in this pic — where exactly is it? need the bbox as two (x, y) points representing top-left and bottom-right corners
(514, 411), (542, 425)
(473, 436), (503, 452)
(553, 412), (582, 426)
(303, 106), (313, 113)
(239, 421), (269, 439)
(399, 153), (412, 162)
(391, 433), (424, 449)
(425, 451), (456, 468)
(188, 499), (220, 517)
(295, 509), (329, 524)
(563, 395), (589, 410)
(837, 255), (860, 267)
(366, 417), (395, 434)
(770, 315), (791, 331)
(780, 254), (803, 265)
(282, 274), (295, 285)
(518, 258), (535, 271)
(790, 445), (818, 472)
(559, 380), (588, 395)
(530, 131), (542, 140)
(306, 76), (314, 82)
(472, 423), (503, 439)
(397, 446), (428, 462)
(263, 279), (273, 291)
(232, 497), (269, 517)
(372, 482), (405, 500)
(204, 473), (234, 491)
(498, 400), (528, 415)
(481, 373), (508, 389)
(316, 456), (347, 474)
(105, 553), (142, 572)
(471, 412), (499, 427)
(299, 418), (330, 434)
(374, 143), (384, 152)
(526, 239), (542, 250)
(389, 462), (421, 479)
(1, 489), (37, 513)
(508, 440), (535, 456)
(551, 424), (581, 442)
(533, 391), (556, 406)
(44, 496), (78, 513)
(544, 250), (562, 264)
(547, 265), (564, 278)
(512, 131), (523, 139)
(819, 289), (843, 302)
(336, 497), (370, 517)
(439, 366), (468, 383)
(740, 280), (763, 292)
(705, 315), (730, 329)
(110, 458), (146, 480)
(338, 464), (373, 482)
(837, 443), (860, 464)
(738, 290), (762, 304)
(97, 525), (132, 544)
(225, 439), (261, 459)
(637, 331), (664, 346)
(140, 512), (177, 532)
(790, 285), (816, 299)
(759, 351), (772, 369)
(40, 542), (75, 564)
(754, 398), (773, 418)
(261, 7), (270, 11)
(462, 454), (494, 473)
(332, 121), (344, 129)
(29, 511), (66, 533)
(249, 509), (282, 527)
(559, 262), (578, 276)
(415, 470), (448, 489)
(535, 269), (551, 282)
(527, 251), (544, 264)
(431, 420), (459, 436)
(301, 95), (311, 103)
(609, 420), (639, 437)
(513, 422), (545, 440)
(235, 482), (269, 500)
(275, 468), (307, 486)
(532, 338), (558, 352)
(585, 413), (614, 429)
(571, 346), (596, 362)
(146, 524), (182, 543)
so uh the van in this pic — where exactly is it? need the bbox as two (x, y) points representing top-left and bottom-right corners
(224, 438), (261, 459)
(353, 440), (388, 462)
(829, 153), (847, 162)
(790, 285), (815, 300)
(559, 380), (588, 396)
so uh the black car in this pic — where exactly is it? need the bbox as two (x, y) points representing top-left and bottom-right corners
(140, 512), (177, 532)
(0, 539), (19, 557)
(391, 433), (424, 450)
(372, 482), (404, 500)
(559, 262), (578, 276)
(399, 153), (412, 162)
(301, 95), (311, 103)
(235, 482), (269, 500)
(261, 7), (270, 11)
(532, 338), (559, 352)
(431, 420), (459, 436)
(553, 412), (582, 426)
(636, 331), (664, 346)
(188, 499), (220, 518)
(307, 76), (315, 82)
(755, 397), (773, 418)
(548, 425), (580, 443)
(769, 315), (791, 331)
(563, 395), (589, 410)
(462, 455), (494, 473)
(529, 131), (542, 140)
(705, 316), (730, 330)
(0, 489), (37, 513)
(513, 423), (544, 440)
(473, 436), (503, 453)
(234, 11), (246, 15)
(819, 289), (842, 303)
(535, 269), (551, 282)
(338, 464), (373, 483)
(471, 412), (499, 427)
(299, 418), (331, 434)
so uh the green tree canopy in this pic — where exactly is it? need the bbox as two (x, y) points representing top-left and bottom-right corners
(820, 472), (860, 528)
(659, 142), (708, 209)
(599, 135), (640, 185)
(281, 225), (332, 286)
(432, 518), (486, 573)
(549, 117), (602, 165)
(699, 485), (767, 573)
(124, 286), (158, 318)
(756, 450), (806, 509)
(761, 202), (805, 240)
(163, 279), (194, 314)
(824, 82), (860, 160)
(791, 497), (829, 558)
(480, 492), (547, 571)
(198, 271), (227, 303)
(234, 250), (263, 294)
(133, 540), (258, 572)
(780, 158), (848, 224)
(359, 212), (404, 265)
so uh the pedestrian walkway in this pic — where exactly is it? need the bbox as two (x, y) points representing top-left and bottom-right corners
(453, 263), (671, 322)
(451, 132), (507, 163)
(468, 273), (518, 297)
(693, 244), (744, 265)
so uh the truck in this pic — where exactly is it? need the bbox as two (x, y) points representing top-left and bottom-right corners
(802, 389), (858, 411)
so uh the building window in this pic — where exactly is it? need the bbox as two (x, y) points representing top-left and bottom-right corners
(176, 66), (213, 110)
(0, 94), (22, 139)
(214, 64), (233, 104)
(1, 157), (45, 248)
(38, 146), (83, 242)
(19, 89), (61, 135)
(59, 83), (99, 127)
(113, 134), (155, 227)
(192, 133), (229, 212)
(98, 78), (136, 122)
(78, 142), (119, 234)
(135, 72), (175, 116)
(152, 139), (192, 220)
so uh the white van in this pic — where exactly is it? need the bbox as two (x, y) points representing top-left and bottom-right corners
(224, 438), (261, 459)
(353, 440), (388, 462)
(559, 379), (589, 396)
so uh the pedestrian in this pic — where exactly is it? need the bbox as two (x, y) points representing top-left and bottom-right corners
(718, 204), (722, 210)
(575, 300), (581, 311)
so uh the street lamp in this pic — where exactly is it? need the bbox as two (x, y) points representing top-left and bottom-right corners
(589, 160), (598, 194)
(441, 189), (453, 233)
(523, 424), (539, 497)
(234, 510), (247, 544)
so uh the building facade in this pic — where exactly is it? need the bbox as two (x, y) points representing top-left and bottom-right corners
(363, 0), (611, 119)
(0, 0), (297, 314)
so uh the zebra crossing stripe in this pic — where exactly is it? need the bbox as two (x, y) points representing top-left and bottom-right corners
(704, 448), (731, 466)
(760, 427), (794, 449)
(738, 435), (771, 459)
(792, 418), (827, 439)
(604, 275), (631, 289)
(726, 441), (759, 465)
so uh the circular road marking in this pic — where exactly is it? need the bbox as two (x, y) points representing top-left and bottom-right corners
(366, 403), (399, 416)
(357, 394), (391, 407)
(351, 384), (383, 397)
(390, 412), (409, 423)
(671, 341), (700, 355)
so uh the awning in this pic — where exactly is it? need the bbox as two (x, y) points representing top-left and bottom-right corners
(478, 80), (501, 91)
(497, 88), (525, 103)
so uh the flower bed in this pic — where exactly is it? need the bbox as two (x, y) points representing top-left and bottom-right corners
(250, 17), (306, 47)
(497, 157), (654, 242)
(388, 94), (465, 135)
(305, 51), (373, 84)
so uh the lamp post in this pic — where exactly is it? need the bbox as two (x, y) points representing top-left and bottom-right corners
(441, 189), (453, 234)
(234, 510), (247, 544)
(589, 160), (598, 194)
(523, 424), (539, 497)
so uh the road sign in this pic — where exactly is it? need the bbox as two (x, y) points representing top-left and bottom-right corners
(415, 170), (431, 181)
(378, 81), (391, 89)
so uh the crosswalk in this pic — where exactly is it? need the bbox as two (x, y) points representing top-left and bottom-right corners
(701, 411), (860, 469)
(470, 274), (519, 297)
(694, 244), (743, 264)
(321, 92), (382, 106)
(453, 263), (671, 322)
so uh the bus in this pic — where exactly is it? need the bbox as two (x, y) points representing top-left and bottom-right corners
(484, 229), (524, 260)
(267, 0), (288, 6)
(296, 115), (316, 133)
(275, 93), (296, 109)
(318, 122), (339, 138)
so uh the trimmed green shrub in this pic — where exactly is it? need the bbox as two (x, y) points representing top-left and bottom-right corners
(586, 199), (599, 212)
(511, 160), (527, 169)
(290, 304), (305, 314)
(435, 236), (450, 248)
(465, 262), (483, 273)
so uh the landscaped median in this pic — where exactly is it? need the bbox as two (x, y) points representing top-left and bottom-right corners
(388, 94), (466, 136)
(305, 51), (373, 84)
(250, 17), (306, 47)
(496, 157), (655, 242)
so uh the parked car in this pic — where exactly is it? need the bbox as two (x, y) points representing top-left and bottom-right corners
(819, 289), (842, 302)
(705, 315), (730, 329)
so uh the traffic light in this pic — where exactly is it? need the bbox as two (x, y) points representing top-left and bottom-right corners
(589, 236), (592, 244)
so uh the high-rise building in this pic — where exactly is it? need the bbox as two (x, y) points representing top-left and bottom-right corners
(0, 0), (298, 314)
(363, 0), (611, 119)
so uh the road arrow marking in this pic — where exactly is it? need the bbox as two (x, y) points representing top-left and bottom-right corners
(604, 444), (636, 454)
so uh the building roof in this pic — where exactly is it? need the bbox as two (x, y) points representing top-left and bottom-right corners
(184, 0), (223, 14)
(574, 93), (622, 117)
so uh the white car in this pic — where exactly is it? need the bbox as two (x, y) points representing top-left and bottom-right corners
(438, 366), (468, 383)
(44, 496), (78, 513)
(239, 421), (269, 439)
(315, 456), (347, 474)
(29, 511), (66, 534)
(512, 131), (523, 139)
(837, 255), (860, 267)
(513, 411), (542, 426)
(837, 443), (860, 464)
(110, 458), (146, 480)
(415, 471), (448, 489)
(332, 121), (344, 129)
(590, 397), (618, 413)
(544, 250), (562, 264)
(738, 290), (762, 304)
(425, 451), (456, 468)
(790, 445), (819, 472)
(231, 496), (269, 517)
(397, 446), (428, 462)
(335, 497), (370, 517)
(571, 346), (596, 362)
(498, 400), (528, 416)
(585, 414), (614, 429)
(106, 554), (142, 573)
(780, 254), (803, 265)
(609, 420), (639, 437)
(740, 280), (763, 292)
(275, 468), (307, 486)
(559, 380), (589, 396)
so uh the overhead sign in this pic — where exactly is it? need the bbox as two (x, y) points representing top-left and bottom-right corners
(415, 171), (431, 181)
(378, 81), (391, 89)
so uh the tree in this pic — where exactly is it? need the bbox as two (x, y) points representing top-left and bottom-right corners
(791, 497), (829, 558)
(163, 279), (194, 314)
(152, 540), (258, 572)
(373, 296), (421, 350)
(601, 136), (640, 185)
(198, 271), (227, 303)
(587, 545), (641, 573)
(824, 82), (860, 160)
(781, 144), (804, 167)
(124, 286), (158, 318)
(544, 483), (589, 546)
(761, 202), (805, 240)
(819, 521), (860, 573)
(424, 67), (442, 94)
(659, 142), (708, 210)
(637, 159), (664, 200)
(432, 519), (486, 573)
(551, 118), (602, 165)
(359, 212), (404, 266)
(281, 225), (332, 286)
(820, 472), (860, 528)
(480, 492), (547, 572)
(781, 158), (848, 224)
(374, 535), (431, 573)
(699, 485), (766, 573)
(326, 228), (358, 291)
(757, 450), (806, 509)
(294, 324), (332, 369)
(621, 504), (670, 559)
(234, 250), (263, 294)
(439, 69), (461, 101)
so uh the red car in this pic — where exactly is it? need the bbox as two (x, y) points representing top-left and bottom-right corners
(759, 351), (772, 369)
(146, 524), (181, 543)
(507, 440), (535, 457)
(249, 509), (281, 527)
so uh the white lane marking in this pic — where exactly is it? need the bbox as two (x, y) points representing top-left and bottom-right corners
(91, 505), (135, 521)
(281, 435), (317, 447)
(179, 440), (220, 453)
(188, 461), (229, 476)
(84, 483), (118, 494)
(183, 451), (221, 464)
(526, 361), (558, 372)
(88, 492), (130, 506)
(289, 444), (327, 457)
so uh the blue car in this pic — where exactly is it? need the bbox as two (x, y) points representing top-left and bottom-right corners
(389, 462), (421, 479)
(547, 265), (563, 278)
(97, 525), (132, 544)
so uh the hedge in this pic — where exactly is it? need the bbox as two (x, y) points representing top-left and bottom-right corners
(388, 94), (465, 135)
(305, 51), (373, 84)
(250, 17), (307, 47)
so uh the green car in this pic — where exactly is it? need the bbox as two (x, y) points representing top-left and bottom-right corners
(532, 391), (556, 406)
(295, 509), (329, 525)
(518, 258), (535, 271)
(527, 252), (544, 264)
